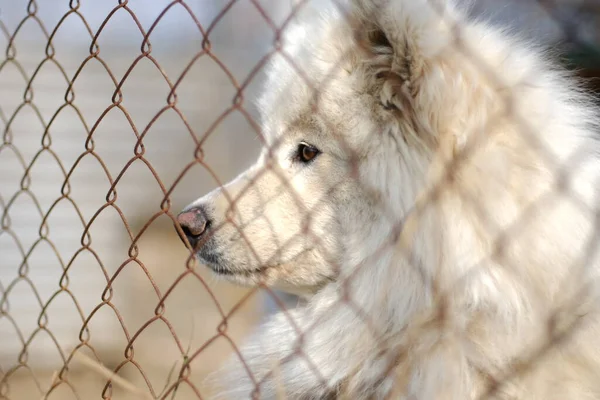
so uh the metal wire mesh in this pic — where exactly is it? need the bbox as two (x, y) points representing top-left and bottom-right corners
(1, 0), (600, 399)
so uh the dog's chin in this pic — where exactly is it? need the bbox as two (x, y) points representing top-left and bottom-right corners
(196, 250), (273, 286)
(196, 251), (330, 296)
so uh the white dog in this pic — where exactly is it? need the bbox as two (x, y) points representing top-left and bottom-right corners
(177, 0), (600, 398)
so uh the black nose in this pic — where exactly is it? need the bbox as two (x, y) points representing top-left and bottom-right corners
(176, 205), (211, 248)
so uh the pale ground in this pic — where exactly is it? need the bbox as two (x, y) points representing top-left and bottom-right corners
(0, 2), (293, 399)
(1, 219), (266, 399)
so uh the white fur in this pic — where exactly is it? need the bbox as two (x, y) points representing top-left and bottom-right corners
(183, 0), (600, 398)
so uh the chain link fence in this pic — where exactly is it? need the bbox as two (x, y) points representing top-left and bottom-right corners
(1, 0), (600, 399)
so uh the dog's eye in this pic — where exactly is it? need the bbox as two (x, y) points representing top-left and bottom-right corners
(295, 142), (320, 164)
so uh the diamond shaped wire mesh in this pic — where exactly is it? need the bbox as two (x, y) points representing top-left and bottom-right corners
(0, 0), (599, 399)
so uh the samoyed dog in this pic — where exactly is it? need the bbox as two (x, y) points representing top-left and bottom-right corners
(177, 0), (600, 398)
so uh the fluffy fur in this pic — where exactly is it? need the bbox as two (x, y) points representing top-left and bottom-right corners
(179, 0), (600, 398)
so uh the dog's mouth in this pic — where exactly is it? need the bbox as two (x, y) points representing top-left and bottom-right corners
(198, 246), (335, 296)
(197, 248), (274, 278)
(209, 264), (270, 277)
(198, 247), (316, 280)
(204, 257), (269, 277)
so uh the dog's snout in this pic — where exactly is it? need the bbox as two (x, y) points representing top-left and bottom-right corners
(177, 205), (211, 247)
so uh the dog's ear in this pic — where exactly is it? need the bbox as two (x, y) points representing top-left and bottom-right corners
(348, 0), (456, 111)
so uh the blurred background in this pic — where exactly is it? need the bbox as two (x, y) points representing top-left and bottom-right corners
(0, 0), (598, 399)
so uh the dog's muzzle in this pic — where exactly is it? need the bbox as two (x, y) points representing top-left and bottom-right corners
(176, 205), (211, 249)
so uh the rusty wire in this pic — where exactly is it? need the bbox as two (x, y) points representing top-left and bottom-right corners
(1, 0), (600, 399)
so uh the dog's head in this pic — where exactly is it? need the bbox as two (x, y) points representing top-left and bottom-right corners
(177, 0), (502, 295)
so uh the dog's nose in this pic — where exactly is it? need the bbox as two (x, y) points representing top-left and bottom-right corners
(176, 205), (211, 248)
